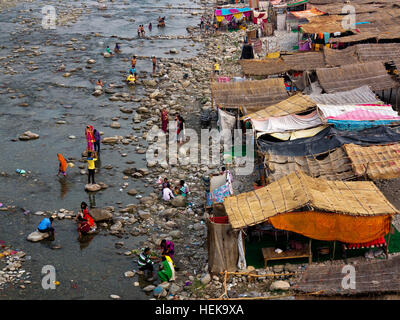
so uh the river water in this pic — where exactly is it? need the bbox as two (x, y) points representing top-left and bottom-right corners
(0, 0), (205, 299)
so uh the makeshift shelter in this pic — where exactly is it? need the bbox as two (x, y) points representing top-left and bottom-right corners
(344, 143), (400, 180)
(240, 58), (289, 76)
(282, 52), (325, 71)
(224, 171), (398, 244)
(317, 103), (400, 130)
(356, 43), (400, 64)
(309, 85), (383, 105)
(251, 110), (322, 136)
(300, 15), (347, 34)
(323, 46), (358, 67)
(211, 78), (288, 110)
(207, 216), (240, 274)
(316, 61), (400, 93)
(264, 147), (355, 182)
(257, 125), (400, 157)
(241, 93), (317, 120)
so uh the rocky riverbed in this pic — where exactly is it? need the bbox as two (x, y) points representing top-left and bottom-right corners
(1, 0), (398, 301)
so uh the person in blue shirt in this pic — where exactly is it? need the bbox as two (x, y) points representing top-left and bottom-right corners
(38, 217), (55, 238)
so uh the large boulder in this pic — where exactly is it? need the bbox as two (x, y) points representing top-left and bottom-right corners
(27, 231), (49, 242)
(102, 136), (122, 144)
(90, 208), (113, 222)
(85, 184), (102, 192)
(19, 131), (39, 141)
(171, 196), (186, 207)
(103, 52), (111, 58)
(270, 280), (290, 291)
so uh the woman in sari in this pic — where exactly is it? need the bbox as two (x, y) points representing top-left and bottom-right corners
(161, 108), (168, 133)
(157, 256), (175, 283)
(85, 125), (95, 152)
(57, 153), (68, 177)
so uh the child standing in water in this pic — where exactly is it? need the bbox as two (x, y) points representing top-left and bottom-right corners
(87, 151), (97, 184)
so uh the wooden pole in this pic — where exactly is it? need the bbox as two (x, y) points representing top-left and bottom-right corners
(309, 238), (312, 264)
(332, 241), (336, 261)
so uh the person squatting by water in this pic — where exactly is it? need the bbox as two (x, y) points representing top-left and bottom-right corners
(37, 217), (55, 238)
(87, 151), (97, 184)
(137, 247), (158, 280)
(76, 202), (96, 238)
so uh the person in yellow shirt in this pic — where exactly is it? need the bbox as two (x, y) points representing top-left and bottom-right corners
(126, 73), (135, 84)
(214, 61), (220, 75)
(87, 152), (97, 184)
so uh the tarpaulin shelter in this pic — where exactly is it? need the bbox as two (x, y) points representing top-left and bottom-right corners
(251, 110), (322, 136)
(344, 143), (400, 180)
(224, 171), (398, 243)
(316, 61), (400, 93)
(290, 7), (325, 19)
(241, 93), (317, 120)
(309, 85), (383, 105)
(257, 125), (400, 157)
(215, 7), (253, 23)
(268, 125), (328, 141)
(317, 104), (400, 130)
(211, 78), (288, 110)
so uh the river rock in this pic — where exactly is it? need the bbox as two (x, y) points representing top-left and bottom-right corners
(110, 221), (123, 232)
(169, 283), (182, 295)
(110, 294), (120, 299)
(169, 230), (181, 238)
(153, 285), (167, 297)
(200, 273), (211, 285)
(127, 189), (137, 196)
(143, 285), (156, 292)
(170, 48), (178, 54)
(103, 52), (111, 58)
(90, 208), (113, 221)
(171, 195), (186, 207)
(124, 271), (135, 278)
(87, 59), (96, 64)
(27, 231), (49, 242)
(193, 223), (204, 231)
(102, 136), (121, 144)
(138, 210), (150, 220)
(270, 280), (290, 291)
(19, 131), (39, 141)
(110, 122), (121, 129)
(92, 90), (102, 96)
(85, 184), (102, 192)
(150, 90), (162, 99)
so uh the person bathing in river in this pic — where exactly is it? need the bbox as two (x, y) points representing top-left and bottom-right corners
(152, 55), (157, 74)
(114, 43), (121, 53)
(161, 108), (168, 133)
(148, 22), (152, 31)
(96, 79), (104, 87)
(57, 153), (67, 177)
(131, 55), (137, 68)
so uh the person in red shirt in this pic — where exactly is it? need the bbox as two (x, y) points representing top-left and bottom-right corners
(76, 202), (96, 238)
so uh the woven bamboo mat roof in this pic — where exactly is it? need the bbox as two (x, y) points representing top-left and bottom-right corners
(239, 58), (289, 76)
(301, 15), (347, 33)
(282, 52), (325, 71)
(314, 3), (386, 14)
(344, 143), (400, 180)
(324, 46), (359, 67)
(356, 43), (400, 63)
(224, 171), (399, 230)
(211, 78), (288, 108)
(316, 61), (400, 93)
(265, 147), (355, 183)
(295, 255), (400, 296)
(241, 93), (316, 119)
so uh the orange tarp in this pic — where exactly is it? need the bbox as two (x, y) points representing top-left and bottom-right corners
(290, 7), (325, 19)
(269, 211), (391, 243)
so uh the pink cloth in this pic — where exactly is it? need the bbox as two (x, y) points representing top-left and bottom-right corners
(225, 14), (233, 22)
(327, 109), (400, 121)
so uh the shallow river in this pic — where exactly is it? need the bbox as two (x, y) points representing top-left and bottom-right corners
(0, 0), (204, 299)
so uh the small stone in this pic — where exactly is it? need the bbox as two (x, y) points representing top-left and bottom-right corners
(124, 271), (135, 278)
(110, 294), (120, 299)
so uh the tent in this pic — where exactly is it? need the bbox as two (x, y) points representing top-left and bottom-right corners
(224, 171), (398, 243)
